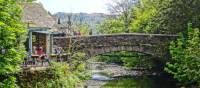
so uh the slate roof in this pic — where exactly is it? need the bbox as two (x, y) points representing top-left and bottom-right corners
(22, 3), (56, 29)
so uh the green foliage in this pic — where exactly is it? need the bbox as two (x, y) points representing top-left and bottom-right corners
(120, 52), (155, 69)
(103, 76), (177, 88)
(98, 55), (123, 64)
(131, 0), (159, 33)
(18, 62), (77, 88)
(95, 51), (155, 69)
(97, 19), (125, 34)
(122, 56), (155, 70)
(71, 52), (91, 80)
(98, 0), (200, 34)
(131, 0), (200, 34)
(165, 25), (200, 85)
(107, 0), (135, 33)
(71, 52), (86, 70)
(102, 77), (155, 88)
(0, 0), (26, 87)
(47, 62), (84, 88)
(18, 62), (89, 88)
(18, 0), (36, 2)
(40, 62), (75, 88)
(18, 52), (91, 88)
(0, 76), (18, 88)
(79, 24), (90, 36)
(74, 24), (90, 36)
(155, 0), (200, 34)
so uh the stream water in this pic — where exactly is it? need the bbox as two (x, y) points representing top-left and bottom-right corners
(83, 62), (177, 88)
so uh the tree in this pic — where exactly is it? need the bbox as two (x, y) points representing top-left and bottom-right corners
(165, 24), (200, 86)
(154, 0), (200, 34)
(78, 24), (90, 36)
(0, 0), (26, 87)
(131, 0), (200, 34)
(108, 0), (136, 33)
(65, 13), (74, 36)
(131, 0), (160, 33)
(97, 19), (125, 34)
(18, 0), (36, 2)
(122, 55), (155, 70)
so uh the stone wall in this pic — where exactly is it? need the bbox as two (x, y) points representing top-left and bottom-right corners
(53, 33), (177, 59)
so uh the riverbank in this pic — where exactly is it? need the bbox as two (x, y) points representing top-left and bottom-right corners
(90, 62), (158, 78)
(78, 62), (174, 88)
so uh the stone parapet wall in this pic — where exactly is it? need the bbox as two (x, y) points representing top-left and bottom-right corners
(53, 33), (177, 59)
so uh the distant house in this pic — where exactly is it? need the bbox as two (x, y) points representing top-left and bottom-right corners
(22, 3), (57, 55)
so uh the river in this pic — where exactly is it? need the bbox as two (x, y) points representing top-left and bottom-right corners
(79, 62), (177, 88)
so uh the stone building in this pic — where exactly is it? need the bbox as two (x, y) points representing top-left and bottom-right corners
(22, 3), (66, 55)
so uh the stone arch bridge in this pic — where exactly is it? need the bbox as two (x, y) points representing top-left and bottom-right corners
(53, 33), (177, 60)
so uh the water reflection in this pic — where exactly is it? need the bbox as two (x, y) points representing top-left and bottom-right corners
(92, 74), (111, 81)
(86, 62), (177, 88)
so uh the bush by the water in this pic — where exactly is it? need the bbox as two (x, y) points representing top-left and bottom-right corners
(17, 52), (91, 88)
(165, 24), (200, 86)
(17, 62), (91, 88)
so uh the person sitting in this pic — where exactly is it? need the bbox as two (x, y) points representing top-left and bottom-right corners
(36, 47), (45, 66)
(23, 57), (28, 67)
(73, 31), (77, 36)
(41, 54), (51, 66)
(32, 46), (37, 54)
(36, 47), (44, 55)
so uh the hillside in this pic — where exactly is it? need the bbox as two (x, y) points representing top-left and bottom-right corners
(54, 12), (111, 33)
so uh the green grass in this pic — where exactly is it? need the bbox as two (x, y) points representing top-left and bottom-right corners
(102, 77), (155, 88)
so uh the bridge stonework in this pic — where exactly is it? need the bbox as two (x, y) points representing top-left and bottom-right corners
(53, 33), (177, 60)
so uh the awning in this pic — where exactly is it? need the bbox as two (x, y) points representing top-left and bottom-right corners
(28, 27), (52, 34)
(33, 31), (51, 34)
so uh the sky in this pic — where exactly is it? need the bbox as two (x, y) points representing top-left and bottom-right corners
(37, 0), (112, 14)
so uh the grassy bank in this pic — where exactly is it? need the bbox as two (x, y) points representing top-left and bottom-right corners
(102, 76), (177, 88)
(102, 77), (155, 88)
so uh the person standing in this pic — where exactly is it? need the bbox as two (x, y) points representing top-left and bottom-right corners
(56, 47), (63, 62)
(77, 30), (81, 37)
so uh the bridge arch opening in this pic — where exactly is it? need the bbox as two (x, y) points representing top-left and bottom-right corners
(87, 50), (164, 71)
